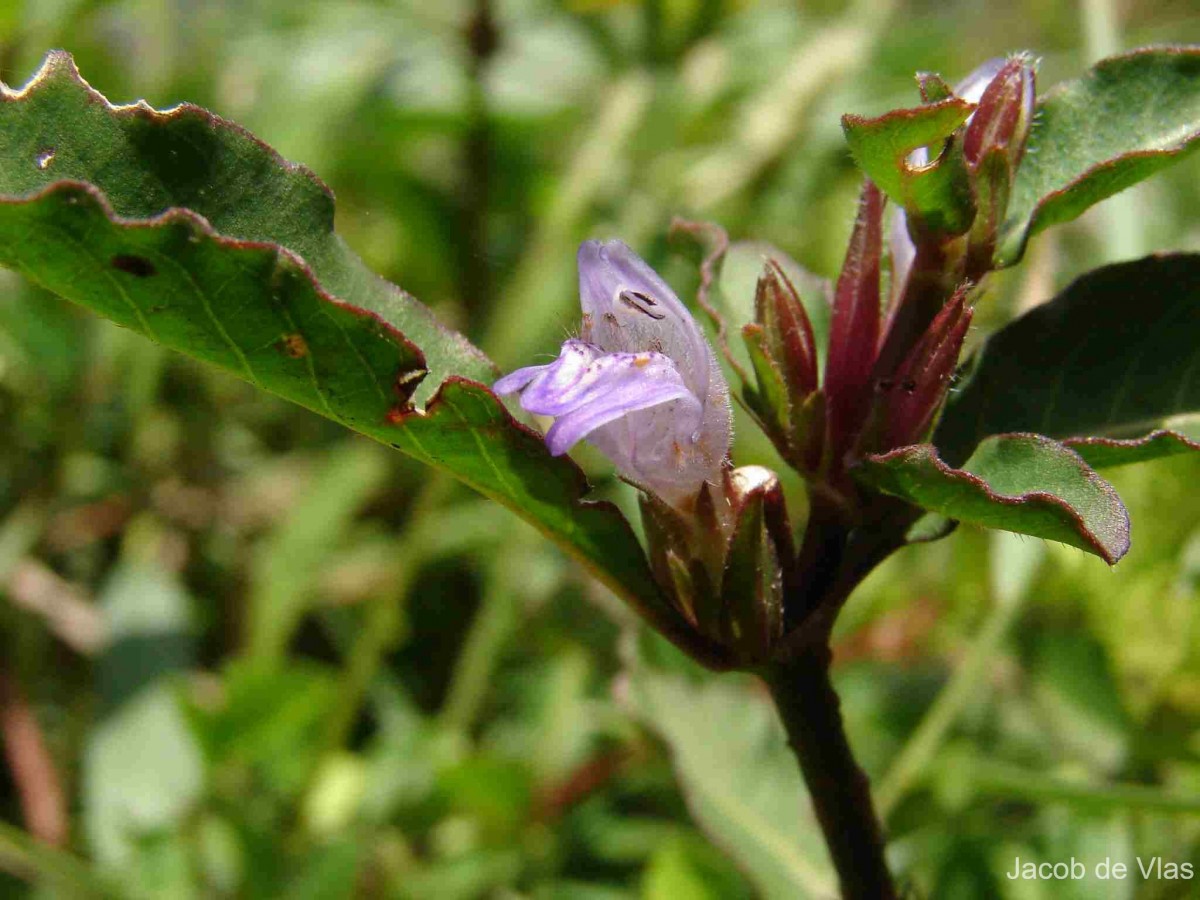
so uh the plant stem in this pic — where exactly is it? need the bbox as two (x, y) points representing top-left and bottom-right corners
(438, 574), (518, 735)
(460, 0), (496, 322)
(1080, 0), (1146, 261)
(763, 645), (897, 900)
(968, 757), (1200, 814)
(875, 582), (1028, 818)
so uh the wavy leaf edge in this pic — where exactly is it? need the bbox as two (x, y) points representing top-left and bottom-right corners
(999, 45), (1200, 264)
(858, 434), (1131, 564)
(1, 50), (491, 382)
(1062, 429), (1200, 468)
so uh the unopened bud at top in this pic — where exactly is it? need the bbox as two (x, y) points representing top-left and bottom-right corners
(963, 55), (1036, 173)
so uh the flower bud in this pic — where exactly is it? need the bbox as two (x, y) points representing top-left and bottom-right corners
(825, 181), (885, 469)
(739, 259), (823, 470)
(872, 284), (973, 451)
(963, 56), (1036, 267)
(963, 55), (1036, 173)
(754, 260), (818, 400)
(639, 465), (794, 666)
(718, 466), (791, 663)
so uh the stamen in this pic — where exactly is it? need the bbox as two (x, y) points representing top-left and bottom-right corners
(619, 290), (666, 320)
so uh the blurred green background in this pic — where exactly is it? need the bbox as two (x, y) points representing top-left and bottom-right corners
(2, 1), (1200, 897)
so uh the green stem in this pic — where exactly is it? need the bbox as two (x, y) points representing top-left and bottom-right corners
(318, 474), (450, 756)
(0, 820), (119, 899)
(1080, 0), (1146, 260)
(764, 645), (898, 900)
(970, 759), (1200, 814)
(439, 576), (518, 735)
(319, 577), (407, 756)
(875, 587), (1028, 818)
(459, 0), (496, 322)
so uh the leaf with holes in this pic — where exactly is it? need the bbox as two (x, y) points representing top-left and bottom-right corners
(997, 47), (1200, 265)
(935, 254), (1200, 470)
(855, 434), (1130, 563)
(0, 52), (721, 665)
(842, 99), (976, 235)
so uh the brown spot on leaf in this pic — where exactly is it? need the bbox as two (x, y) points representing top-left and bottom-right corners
(385, 406), (407, 425)
(111, 254), (156, 277)
(278, 333), (309, 358)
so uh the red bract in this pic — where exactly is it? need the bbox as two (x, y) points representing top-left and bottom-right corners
(824, 181), (885, 469)
(877, 285), (973, 450)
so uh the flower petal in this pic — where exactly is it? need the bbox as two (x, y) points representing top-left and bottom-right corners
(545, 370), (700, 455)
(494, 362), (554, 396)
(513, 340), (608, 416)
(956, 57), (1006, 104)
(496, 338), (702, 458)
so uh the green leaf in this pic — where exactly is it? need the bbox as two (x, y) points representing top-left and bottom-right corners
(626, 636), (834, 900)
(935, 254), (1200, 468)
(841, 99), (976, 235)
(855, 434), (1130, 563)
(0, 53), (708, 661)
(642, 837), (721, 900)
(998, 48), (1200, 265)
(193, 659), (338, 798)
(285, 838), (362, 900)
(1064, 430), (1200, 469)
(84, 563), (203, 866)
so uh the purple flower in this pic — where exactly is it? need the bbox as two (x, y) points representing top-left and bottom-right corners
(495, 240), (731, 508)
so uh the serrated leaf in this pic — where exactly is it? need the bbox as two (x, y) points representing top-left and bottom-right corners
(998, 47), (1200, 265)
(855, 434), (1130, 563)
(626, 637), (835, 900)
(0, 53), (717, 662)
(936, 254), (1200, 469)
(842, 99), (975, 235)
